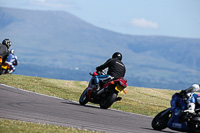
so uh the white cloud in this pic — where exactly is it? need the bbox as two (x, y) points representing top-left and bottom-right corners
(131, 18), (158, 29)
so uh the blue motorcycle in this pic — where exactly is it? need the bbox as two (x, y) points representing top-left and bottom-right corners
(151, 91), (200, 133)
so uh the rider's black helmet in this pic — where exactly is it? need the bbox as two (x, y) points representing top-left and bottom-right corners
(2, 39), (11, 49)
(112, 52), (122, 61)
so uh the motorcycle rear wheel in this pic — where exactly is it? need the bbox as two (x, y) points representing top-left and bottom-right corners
(100, 92), (117, 109)
(79, 88), (88, 105)
(1, 69), (7, 74)
(152, 109), (170, 131)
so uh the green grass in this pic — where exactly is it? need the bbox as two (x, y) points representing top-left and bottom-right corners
(0, 74), (178, 132)
(0, 119), (102, 133)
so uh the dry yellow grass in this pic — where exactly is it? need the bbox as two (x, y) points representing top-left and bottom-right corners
(0, 118), (102, 133)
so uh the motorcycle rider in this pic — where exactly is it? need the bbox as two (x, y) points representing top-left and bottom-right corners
(0, 39), (11, 75)
(5, 49), (18, 74)
(93, 52), (126, 100)
(167, 84), (200, 131)
(180, 84), (200, 113)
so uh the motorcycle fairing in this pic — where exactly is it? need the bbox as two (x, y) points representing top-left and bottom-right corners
(87, 77), (96, 101)
(167, 108), (189, 132)
(193, 93), (200, 106)
(192, 116), (200, 121)
(119, 77), (127, 88)
(102, 77), (127, 89)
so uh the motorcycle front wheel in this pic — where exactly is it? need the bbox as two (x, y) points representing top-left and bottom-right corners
(100, 92), (117, 109)
(79, 88), (88, 105)
(151, 109), (170, 131)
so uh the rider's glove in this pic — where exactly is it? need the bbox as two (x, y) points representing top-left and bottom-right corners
(97, 71), (102, 75)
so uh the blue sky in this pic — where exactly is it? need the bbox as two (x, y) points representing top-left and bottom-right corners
(1, 0), (200, 39)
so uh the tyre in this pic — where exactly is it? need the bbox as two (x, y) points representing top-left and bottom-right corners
(188, 119), (200, 133)
(151, 109), (170, 130)
(79, 88), (88, 105)
(100, 92), (117, 109)
(1, 69), (7, 74)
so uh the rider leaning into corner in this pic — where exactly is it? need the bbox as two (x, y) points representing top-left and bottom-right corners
(6, 49), (18, 74)
(167, 84), (200, 130)
(93, 52), (126, 100)
(180, 84), (200, 113)
(0, 39), (11, 75)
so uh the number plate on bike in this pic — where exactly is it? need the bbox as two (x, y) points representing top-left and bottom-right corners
(2, 65), (7, 69)
(0, 56), (2, 64)
(115, 84), (124, 93)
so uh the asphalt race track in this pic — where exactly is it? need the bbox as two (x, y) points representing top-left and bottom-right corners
(0, 84), (178, 133)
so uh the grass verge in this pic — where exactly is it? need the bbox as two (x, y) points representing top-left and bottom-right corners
(0, 119), (102, 133)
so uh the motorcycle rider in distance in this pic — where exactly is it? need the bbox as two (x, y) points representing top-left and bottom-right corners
(180, 84), (200, 113)
(0, 39), (11, 75)
(5, 49), (18, 74)
(93, 52), (126, 100)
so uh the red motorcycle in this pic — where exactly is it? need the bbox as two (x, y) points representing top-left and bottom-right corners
(1, 62), (11, 74)
(79, 71), (127, 109)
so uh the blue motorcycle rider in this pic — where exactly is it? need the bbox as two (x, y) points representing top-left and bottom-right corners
(5, 49), (18, 74)
(168, 84), (200, 131)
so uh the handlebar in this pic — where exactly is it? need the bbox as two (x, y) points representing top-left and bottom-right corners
(97, 70), (106, 75)
(89, 70), (106, 76)
(89, 72), (93, 76)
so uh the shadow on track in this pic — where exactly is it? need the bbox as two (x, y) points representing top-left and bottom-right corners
(141, 127), (179, 133)
(61, 100), (101, 109)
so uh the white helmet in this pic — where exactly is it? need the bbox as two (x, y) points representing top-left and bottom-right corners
(191, 84), (200, 91)
(10, 49), (15, 54)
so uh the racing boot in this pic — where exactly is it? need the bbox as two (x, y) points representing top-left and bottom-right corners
(9, 70), (13, 74)
(184, 103), (195, 113)
(115, 97), (122, 102)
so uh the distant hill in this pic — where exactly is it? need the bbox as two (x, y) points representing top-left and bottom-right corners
(0, 7), (200, 90)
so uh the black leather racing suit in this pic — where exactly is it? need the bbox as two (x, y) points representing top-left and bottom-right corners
(96, 58), (126, 79)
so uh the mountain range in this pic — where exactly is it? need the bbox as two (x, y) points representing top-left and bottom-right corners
(0, 7), (200, 90)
